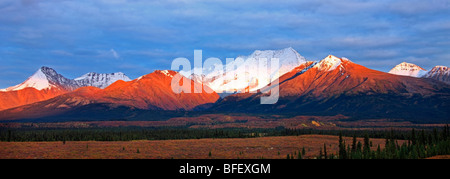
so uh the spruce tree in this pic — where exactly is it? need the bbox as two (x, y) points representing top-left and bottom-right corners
(433, 128), (438, 144)
(342, 141), (348, 159)
(338, 132), (345, 159)
(347, 144), (351, 159)
(376, 145), (381, 159)
(411, 129), (416, 146)
(363, 133), (370, 158)
(357, 141), (362, 153)
(419, 130), (426, 145)
(351, 134), (357, 153)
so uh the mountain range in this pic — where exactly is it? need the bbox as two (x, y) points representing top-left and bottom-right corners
(212, 55), (450, 121)
(388, 62), (450, 84)
(0, 70), (219, 121)
(0, 48), (449, 122)
(0, 67), (131, 110)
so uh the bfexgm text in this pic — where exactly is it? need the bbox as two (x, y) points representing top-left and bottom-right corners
(179, 163), (270, 176)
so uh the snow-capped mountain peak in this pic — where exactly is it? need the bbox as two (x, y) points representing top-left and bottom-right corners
(181, 47), (308, 94)
(0, 66), (77, 92)
(426, 66), (449, 75)
(0, 67), (51, 91)
(245, 47), (307, 71)
(423, 65), (449, 84)
(221, 47), (307, 93)
(313, 55), (348, 71)
(388, 62), (427, 77)
(74, 72), (131, 89)
(1, 67), (132, 92)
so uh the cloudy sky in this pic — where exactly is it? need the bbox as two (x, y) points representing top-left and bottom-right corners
(1, 0), (449, 88)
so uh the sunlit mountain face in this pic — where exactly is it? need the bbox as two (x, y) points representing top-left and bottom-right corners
(0, 51), (449, 123)
(211, 55), (450, 122)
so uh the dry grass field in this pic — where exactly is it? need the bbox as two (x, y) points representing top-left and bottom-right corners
(0, 135), (390, 159)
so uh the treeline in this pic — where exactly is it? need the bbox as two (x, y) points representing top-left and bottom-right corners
(278, 127), (412, 139)
(318, 125), (450, 159)
(1, 125), (448, 143)
(0, 127), (323, 142)
(0, 126), (422, 142)
(0, 128), (260, 142)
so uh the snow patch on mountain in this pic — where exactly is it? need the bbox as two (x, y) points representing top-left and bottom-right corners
(299, 61), (319, 74)
(160, 70), (174, 77)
